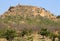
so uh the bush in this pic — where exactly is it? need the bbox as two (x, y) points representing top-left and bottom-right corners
(3, 28), (17, 41)
(38, 28), (50, 39)
(20, 28), (33, 37)
(57, 15), (60, 18)
(20, 28), (28, 37)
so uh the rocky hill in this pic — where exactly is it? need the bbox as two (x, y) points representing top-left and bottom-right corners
(0, 4), (60, 32)
(2, 4), (56, 19)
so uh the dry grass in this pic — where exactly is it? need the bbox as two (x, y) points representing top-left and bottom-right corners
(0, 34), (58, 41)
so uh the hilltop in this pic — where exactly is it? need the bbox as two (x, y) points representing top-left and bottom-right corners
(2, 4), (56, 19)
(0, 4), (60, 32)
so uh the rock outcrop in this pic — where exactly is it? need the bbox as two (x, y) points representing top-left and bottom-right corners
(2, 4), (56, 19)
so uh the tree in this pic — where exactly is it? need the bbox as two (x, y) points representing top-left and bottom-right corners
(3, 29), (17, 41)
(20, 28), (28, 37)
(20, 28), (33, 37)
(38, 28), (50, 39)
(57, 15), (60, 18)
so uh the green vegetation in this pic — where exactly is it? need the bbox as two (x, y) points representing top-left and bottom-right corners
(38, 28), (50, 39)
(20, 28), (28, 37)
(20, 28), (33, 37)
(1, 28), (17, 41)
(1, 14), (60, 27)
(0, 28), (60, 41)
(0, 5), (60, 41)
(0, 12), (60, 41)
(57, 15), (60, 18)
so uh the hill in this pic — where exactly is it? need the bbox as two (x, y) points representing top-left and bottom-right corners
(0, 4), (60, 32)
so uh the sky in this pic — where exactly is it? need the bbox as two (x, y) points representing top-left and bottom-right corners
(0, 0), (60, 16)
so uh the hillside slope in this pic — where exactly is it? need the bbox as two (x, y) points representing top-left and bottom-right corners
(0, 4), (60, 31)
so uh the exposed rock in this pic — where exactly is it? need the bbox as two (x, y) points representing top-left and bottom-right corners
(2, 4), (56, 20)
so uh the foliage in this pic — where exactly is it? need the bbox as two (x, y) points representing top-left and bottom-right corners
(57, 15), (60, 18)
(20, 28), (33, 37)
(38, 28), (50, 38)
(20, 29), (28, 37)
(3, 28), (17, 41)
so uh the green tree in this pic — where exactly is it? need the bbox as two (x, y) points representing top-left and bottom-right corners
(38, 28), (50, 39)
(20, 28), (28, 37)
(57, 15), (60, 18)
(20, 28), (32, 37)
(3, 29), (17, 41)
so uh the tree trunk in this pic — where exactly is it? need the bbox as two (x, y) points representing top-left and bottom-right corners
(43, 36), (45, 39)
(7, 38), (13, 41)
(52, 37), (55, 41)
(58, 38), (60, 41)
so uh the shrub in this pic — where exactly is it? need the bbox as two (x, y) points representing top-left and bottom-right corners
(20, 28), (33, 37)
(20, 28), (28, 37)
(38, 28), (50, 39)
(3, 28), (17, 41)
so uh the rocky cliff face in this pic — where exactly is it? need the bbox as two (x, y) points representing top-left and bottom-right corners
(2, 4), (56, 19)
